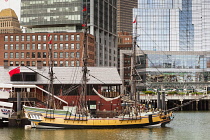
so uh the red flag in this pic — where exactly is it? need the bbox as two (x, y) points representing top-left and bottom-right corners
(48, 40), (52, 44)
(133, 18), (136, 23)
(48, 34), (52, 44)
(82, 24), (86, 27)
(8, 67), (20, 77)
(82, 7), (87, 12)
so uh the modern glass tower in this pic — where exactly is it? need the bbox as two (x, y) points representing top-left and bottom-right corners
(127, 0), (210, 91)
(192, 0), (210, 51)
(20, 0), (117, 67)
(133, 0), (194, 51)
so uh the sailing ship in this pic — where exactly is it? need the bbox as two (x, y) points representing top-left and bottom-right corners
(23, 11), (174, 129)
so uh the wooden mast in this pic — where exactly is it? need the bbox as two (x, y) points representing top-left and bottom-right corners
(45, 35), (55, 118)
(131, 16), (137, 106)
(48, 39), (54, 109)
(81, 5), (88, 116)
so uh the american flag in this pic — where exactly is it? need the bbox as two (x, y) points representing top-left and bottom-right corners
(1, 109), (10, 115)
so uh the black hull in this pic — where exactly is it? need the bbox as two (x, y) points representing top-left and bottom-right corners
(37, 121), (170, 129)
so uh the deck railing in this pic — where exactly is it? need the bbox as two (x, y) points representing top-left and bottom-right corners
(9, 92), (44, 102)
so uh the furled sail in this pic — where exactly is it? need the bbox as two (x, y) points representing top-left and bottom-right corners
(92, 88), (121, 101)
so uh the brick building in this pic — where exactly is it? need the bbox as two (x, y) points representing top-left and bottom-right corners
(0, 32), (95, 68)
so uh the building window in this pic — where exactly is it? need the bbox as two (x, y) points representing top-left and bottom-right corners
(32, 52), (36, 58)
(65, 35), (69, 41)
(76, 52), (80, 58)
(43, 35), (47, 41)
(43, 52), (47, 58)
(42, 52), (47, 58)
(10, 61), (13, 66)
(21, 52), (24, 58)
(71, 43), (74, 49)
(26, 52), (30, 58)
(65, 44), (69, 49)
(21, 61), (24, 66)
(54, 35), (58, 41)
(43, 44), (46, 50)
(54, 61), (58, 67)
(71, 35), (74, 41)
(60, 52), (63, 58)
(15, 44), (19, 50)
(54, 44), (58, 50)
(4, 35), (8, 41)
(43, 61), (46, 66)
(21, 35), (25, 41)
(10, 52), (14, 58)
(38, 35), (41, 41)
(26, 44), (30, 50)
(71, 61), (74, 66)
(10, 36), (14, 41)
(76, 35), (80, 41)
(65, 52), (69, 58)
(21, 44), (25, 50)
(15, 52), (19, 58)
(32, 35), (35, 41)
(76, 61), (80, 67)
(65, 61), (69, 66)
(10, 44), (14, 50)
(38, 44), (41, 50)
(27, 35), (30, 41)
(26, 61), (30, 66)
(4, 53), (8, 58)
(54, 52), (58, 58)
(15, 36), (19, 41)
(37, 52), (41, 58)
(32, 44), (35, 50)
(60, 35), (63, 41)
(76, 43), (80, 49)
(59, 61), (63, 66)
(70, 52), (74, 58)
(15, 61), (19, 66)
(60, 44), (63, 50)
(4, 44), (8, 50)
(32, 61), (36, 66)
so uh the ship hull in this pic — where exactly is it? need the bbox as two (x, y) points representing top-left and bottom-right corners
(23, 106), (173, 129)
(37, 121), (162, 129)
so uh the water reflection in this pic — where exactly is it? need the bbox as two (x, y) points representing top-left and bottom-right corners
(1, 112), (210, 140)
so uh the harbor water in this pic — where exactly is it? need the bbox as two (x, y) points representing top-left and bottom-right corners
(0, 111), (210, 140)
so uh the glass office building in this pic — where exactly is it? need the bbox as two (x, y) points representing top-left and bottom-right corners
(21, 0), (117, 67)
(124, 0), (210, 91)
(133, 0), (194, 51)
(120, 50), (210, 92)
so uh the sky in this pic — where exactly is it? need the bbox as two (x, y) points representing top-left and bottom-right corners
(0, 0), (21, 19)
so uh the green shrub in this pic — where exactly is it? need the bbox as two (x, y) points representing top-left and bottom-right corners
(167, 91), (178, 94)
(143, 91), (155, 94)
(178, 92), (186, 95)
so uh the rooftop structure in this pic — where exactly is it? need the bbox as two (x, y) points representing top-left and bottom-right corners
(0, 8), (21, 34)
